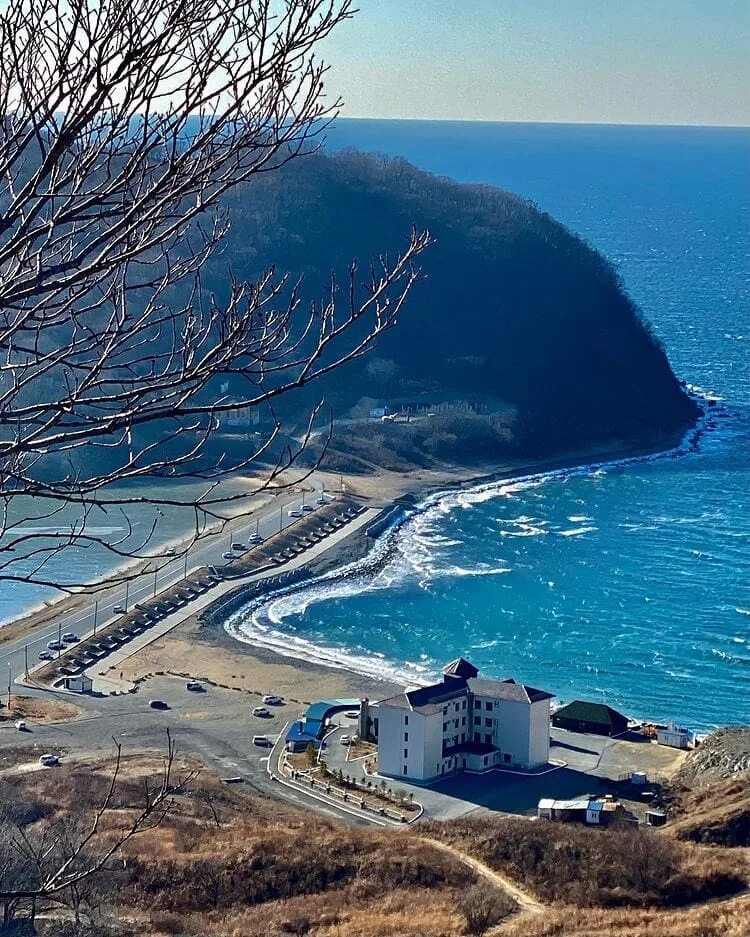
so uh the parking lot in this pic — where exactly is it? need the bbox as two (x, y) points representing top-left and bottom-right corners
(318, 719), (688, 822)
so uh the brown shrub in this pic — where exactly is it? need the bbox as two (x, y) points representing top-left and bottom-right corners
(421, 817), (746, 908)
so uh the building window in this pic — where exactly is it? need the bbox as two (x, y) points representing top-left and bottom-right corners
(462, 700), (467, 709)
(404, 748), (408, 759)
(473, 732), (480, 742)
(474, 716), (480, 726)
(443, 707), (448, 716)
(461, 716), (466, 726)
(404, 732), (409, 742)
(483, 756), (488, 766)
(485, 701), (492, 711)
(454, 703), (459, 712)
(454, 719), (459, 728)
(403, 766), (407, 774)
(443, 722), (448, 732)
(485, 718), (493, 728)
(404, 715), (408, 726)
(504, 753), (511, 763)
(485, 733), (492, 745)
(474, 699), (480, 709)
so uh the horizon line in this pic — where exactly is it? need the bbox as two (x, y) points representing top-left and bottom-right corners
(335, 115), (750, 131)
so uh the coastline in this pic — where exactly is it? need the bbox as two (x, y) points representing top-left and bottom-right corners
(3, 401), (712, 690)
(200, 419), (708, 691)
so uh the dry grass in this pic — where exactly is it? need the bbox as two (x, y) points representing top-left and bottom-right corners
(0, 693), (81, 723)
(499, 895), (750, 936)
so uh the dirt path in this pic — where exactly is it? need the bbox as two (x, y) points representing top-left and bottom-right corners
(419, 836), (545, 915)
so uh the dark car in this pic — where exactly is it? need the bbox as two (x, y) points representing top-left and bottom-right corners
(149, 699), (170, 710)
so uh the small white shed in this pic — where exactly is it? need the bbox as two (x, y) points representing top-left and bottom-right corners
(64, 675), (93, 694)
(657, 723), (692, 749)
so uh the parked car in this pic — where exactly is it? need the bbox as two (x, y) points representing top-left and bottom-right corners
(185, 680), (204, 692)
(62, 632), (78, 643)
(316, 496), (328, 505)
(231, 542), (247, 552)
(38, 650), (53, 661)
(113, 604), (125, 614)
(165, 547), (176, 556)
(344, 710), (360, 719)
(287, 509), (302, 518)
(262, 694), (283, 705)
(15, 720), (27, 731)
(252, 706), (270, 717)
(252, 735), (270, 746)
(39, 754), (59, 766)
(339, 735), (351, 746)
(149, 699), (169, 710)
(249, 534), (264, 544)
(301, 504), (314, 513)
(222, 551), (235, 560)
(46, 640), (63, 650)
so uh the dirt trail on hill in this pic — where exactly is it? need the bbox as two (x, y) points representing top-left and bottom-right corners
(419, 836), (545, 915)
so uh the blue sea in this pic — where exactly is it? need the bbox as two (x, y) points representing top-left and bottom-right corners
(227, 120), (750, 731)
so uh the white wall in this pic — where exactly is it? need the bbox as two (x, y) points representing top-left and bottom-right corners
(374, 704), (404, 778)
(528, 698), (551, 767)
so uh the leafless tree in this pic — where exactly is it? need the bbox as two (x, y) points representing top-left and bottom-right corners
(0, 0), (430, 591)
(0, 732), (192, 910)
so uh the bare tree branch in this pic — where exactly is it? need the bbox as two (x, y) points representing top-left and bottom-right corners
(0, 0), (432, 589)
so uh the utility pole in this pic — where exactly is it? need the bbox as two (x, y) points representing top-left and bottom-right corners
(57, 618), (62, 658)
(279, 503), (283, 533)
(183, 550), (188, 579)
(93, 599), (99, 636)
(7, 662), (11, 709)
(124, 581), (129, 611)
(24, 645), (28, 680)
(153, 569), (158, 597)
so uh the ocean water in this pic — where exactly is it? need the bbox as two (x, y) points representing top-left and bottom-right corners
(227, 121), (750, 731)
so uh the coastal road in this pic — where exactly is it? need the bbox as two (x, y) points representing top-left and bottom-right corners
(0, 485), (329, 688)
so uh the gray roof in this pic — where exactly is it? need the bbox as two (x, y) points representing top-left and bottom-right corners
(442, 657), (479, 679)
(467, 677), (554, 704)
(376, 681), (467, 715)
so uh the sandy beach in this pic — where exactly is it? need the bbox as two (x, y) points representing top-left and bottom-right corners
(4, 423), (695, 706)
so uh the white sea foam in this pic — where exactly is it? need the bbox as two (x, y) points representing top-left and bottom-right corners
(226, 387), (721, 685)
(556, 526), (598, 537)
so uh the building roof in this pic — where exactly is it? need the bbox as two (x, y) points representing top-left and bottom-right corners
(377, 681), (467, 715)
(443, 657), (479, 679)
(467, 677), (554, 704)
(553, 699), (628, 728)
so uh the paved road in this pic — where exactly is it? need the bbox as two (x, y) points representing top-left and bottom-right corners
(0, 676), (371, 825)
(0, 486), (328, 689)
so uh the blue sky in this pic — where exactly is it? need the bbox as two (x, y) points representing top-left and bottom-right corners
(324, 0), (750, 126)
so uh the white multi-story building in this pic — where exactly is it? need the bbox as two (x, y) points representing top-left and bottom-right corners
(370, 658), (553, 783)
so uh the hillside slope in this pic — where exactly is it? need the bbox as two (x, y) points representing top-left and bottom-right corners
(213, 150), (698, 458)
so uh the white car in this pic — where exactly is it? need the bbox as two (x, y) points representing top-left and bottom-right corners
(38, 650), (53, 661)
(262, 694), (282, 705)
(39, 754), (59, 766)
(249, 534), (264, 544)
(252, 706), (270, 717)
(46, 640), (63, 650)
(339, 735), (351, 746)
(62, 632), (78, 643)
(113, 604), (125, 614)
(222, 551), (234, 560)
(316, 496), (328, 505)
(287, 509), (302, 518)
(165, 547), (176, 556)
(344, 710), (360, 719)
(15, 720), (27, 731)
(301, 504), (314, 513)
